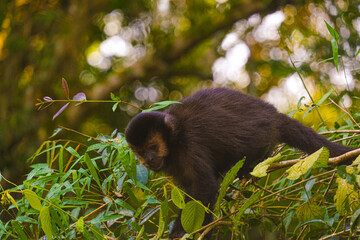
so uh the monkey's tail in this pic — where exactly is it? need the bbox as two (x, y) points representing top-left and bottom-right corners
(278, 113), (353, 159)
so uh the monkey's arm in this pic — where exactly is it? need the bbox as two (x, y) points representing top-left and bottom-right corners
(169, 161), (220, 239)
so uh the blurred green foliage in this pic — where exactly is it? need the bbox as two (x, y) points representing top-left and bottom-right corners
(0, 0), (359, 188)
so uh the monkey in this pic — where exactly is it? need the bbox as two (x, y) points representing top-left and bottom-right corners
(125, 87), (354, 239)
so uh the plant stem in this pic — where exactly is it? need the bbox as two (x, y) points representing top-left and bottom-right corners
(289, 57), (326, 125)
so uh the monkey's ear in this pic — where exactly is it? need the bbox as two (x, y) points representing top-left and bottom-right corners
(164, 114), (179, 135)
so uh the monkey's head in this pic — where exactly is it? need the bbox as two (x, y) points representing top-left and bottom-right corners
(125, 111), (178, 172)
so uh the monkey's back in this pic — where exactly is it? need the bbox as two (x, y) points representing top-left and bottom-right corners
(166, 88), (282, 174)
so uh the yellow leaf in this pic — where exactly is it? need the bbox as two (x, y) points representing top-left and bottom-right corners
(6, 192), (18, 210)
(40, 206), (53, 240)
(251, 154), (282, 178)
(334, 177), (360, 215)
(23, 189), (42, 211)
(286, 148), (329, 180)
(76, 217), (84, 233)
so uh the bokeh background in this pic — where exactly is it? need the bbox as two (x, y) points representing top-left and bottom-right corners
(1, 0), (359, 185)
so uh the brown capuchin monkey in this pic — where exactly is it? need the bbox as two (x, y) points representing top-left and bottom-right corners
(125, 87), (354, 239)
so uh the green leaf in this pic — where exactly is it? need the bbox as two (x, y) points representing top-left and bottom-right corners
(11, 220), (28, 240)
(235, 191), (262, 225)
(23, 189), (42, 211)
(84, 153), (101, 187)
(40, 206), (53, 240)
(114, 198), (136, 213)
(59, 146), (63, 173)
(135, 225), (145, 240)
(49, 127), (63, 138)
(351, 208), (360, 231)
(156, 199), (168, 239)
(288, 109), (297, 118)
(251, 154), (282, 178)
(171, 186), (185, 209)
(76, 217), (84, 233)
(297, 96), (305, 109)
(355, 48), (360, 57)
(66, 146), (81, 158)
(136, 164), (148, 185)
(112, 102), (119, 112)
(90, 225), (104, 240)
(181, 200), (205, 234)
(317, 90), (334, 106)
(324, 20), (340, 40)
(90, 215), (123, 224)
(331, 39), (339, 71)
(110, 92), (120, 101)
(296, 201), (325, 223)
(86, 143), (109, 152)
(214, 159), (244, 215)
(286, 147), (329, 180)
(142, 101), (181, 112)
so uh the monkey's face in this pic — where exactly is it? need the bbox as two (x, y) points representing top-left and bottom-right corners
(129, 132), (169, 172)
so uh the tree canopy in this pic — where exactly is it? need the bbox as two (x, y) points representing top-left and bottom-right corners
(0, 0), (360, 238)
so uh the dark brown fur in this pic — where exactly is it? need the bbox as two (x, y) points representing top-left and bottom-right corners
(125, 88), (353, 238)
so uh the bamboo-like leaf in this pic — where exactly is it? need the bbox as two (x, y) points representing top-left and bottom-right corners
(251, 154), (282, 178)
(40, 206), (53, 240)
(23, 189), (42, 211)
(135, 225), (145, 240)
(317, 90), (334, 105)
(49, 127), (62, 138)
(90, 215), (122, 224)
(286, 148), (329, 180)
(331, 39), (339, 71)
(59, 146), (63, 173)
(66, 146), (81, 158)
(11, 220), (28, 240)
(62, 78), (69, 99)
(142, 101), (181, 112)
(84, 153), (101, 187)
(355, 48), (360, 57)
(214, 159), (244, 215)
(171, 186), (185, 209)
(324, 20), (340, 40)
(156, 199), (168, 239)
(235, 191), (262, 225)
(351, 208), (360, 231)
(181, 200), (205, 233)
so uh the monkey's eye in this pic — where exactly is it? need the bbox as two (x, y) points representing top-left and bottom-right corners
(148, 144), (158, 152)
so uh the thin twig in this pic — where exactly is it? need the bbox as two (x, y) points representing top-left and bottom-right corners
(197, 221), (232, 240)
(328, 98), (360, 128)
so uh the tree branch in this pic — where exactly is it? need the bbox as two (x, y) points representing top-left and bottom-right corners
(268, 148), (360, 173)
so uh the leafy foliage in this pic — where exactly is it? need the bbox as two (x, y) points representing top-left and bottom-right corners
(1, 1), (360, 238)
(0, 115), (359, 239)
